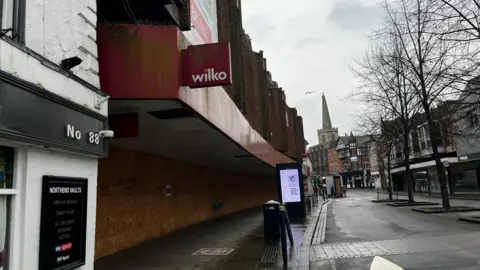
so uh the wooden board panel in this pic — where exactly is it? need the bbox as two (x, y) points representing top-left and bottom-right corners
(95, 146), (276, 259)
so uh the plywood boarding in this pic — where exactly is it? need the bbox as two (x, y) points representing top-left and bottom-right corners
(95, 146), (276, 259)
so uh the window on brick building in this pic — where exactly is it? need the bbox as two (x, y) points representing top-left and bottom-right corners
(351, 161), (358, 170)
(364, 160), (370, 170)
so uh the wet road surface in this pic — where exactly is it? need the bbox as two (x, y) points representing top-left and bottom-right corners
(310, 190), (480, 269)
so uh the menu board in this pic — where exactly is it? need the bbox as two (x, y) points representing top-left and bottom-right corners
(39, 176), (88, 270)
(279, 169), (301, 203)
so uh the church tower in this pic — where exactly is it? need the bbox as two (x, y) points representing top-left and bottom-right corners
(317, 94), (339, 148)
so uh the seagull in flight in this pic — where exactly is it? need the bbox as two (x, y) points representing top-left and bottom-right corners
(305, 91), (316, 95)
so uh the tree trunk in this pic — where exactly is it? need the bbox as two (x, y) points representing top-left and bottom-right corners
(387, 154), (393, 200)
(425, 110), (451, 209)
(404, 133), (414, 203)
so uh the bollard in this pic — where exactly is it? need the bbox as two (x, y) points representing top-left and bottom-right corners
(279, 206), (287, 264)
(281, 204), (294, 246)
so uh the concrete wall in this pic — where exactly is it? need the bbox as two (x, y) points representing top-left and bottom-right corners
(0, 0), (106, 116)
(10, 145), (98, 270)
(95, 146), (276, 259)
(25, 0), (99, 87)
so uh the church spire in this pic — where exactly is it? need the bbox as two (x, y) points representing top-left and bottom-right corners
(322, 93), (332, 129)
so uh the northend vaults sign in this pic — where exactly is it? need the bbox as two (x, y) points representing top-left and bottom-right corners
(181, 42), (233, 89)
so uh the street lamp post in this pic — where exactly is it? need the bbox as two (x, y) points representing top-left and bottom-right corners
(442, 160), (450, 196)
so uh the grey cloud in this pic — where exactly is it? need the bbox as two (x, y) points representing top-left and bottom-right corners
(245, 14), (275, 44)
(328, 0), (382, 31)
(294, 37), (326, 50)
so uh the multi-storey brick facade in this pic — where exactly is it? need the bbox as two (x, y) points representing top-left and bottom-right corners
(251, 50), (271, 140)
(295, 116), (306, 158)
(328, 147), (342, 174)
(217, 0), (305, 160)
(268, 88), (288, 152)
(242, 32), (271, 140)
(217, 0), (246, 112)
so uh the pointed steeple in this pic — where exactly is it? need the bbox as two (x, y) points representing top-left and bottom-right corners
(322, 93), (333, 129)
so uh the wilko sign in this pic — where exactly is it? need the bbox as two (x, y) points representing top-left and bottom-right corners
(192, 68), (228, 83)
(182, 42), (232, 88)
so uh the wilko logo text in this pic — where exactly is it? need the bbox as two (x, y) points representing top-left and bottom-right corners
(192, 68), (228, 83)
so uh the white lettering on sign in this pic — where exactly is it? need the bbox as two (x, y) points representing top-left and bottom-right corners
(88, 132), (100, 145)
(66, 124), (82, 140)
(49, 187), (82, 194)
(191, 68), (227, 83)
(66, 125), (100, 145)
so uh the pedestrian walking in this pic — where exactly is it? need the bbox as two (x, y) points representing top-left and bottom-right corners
(330, 185), (335, 198)
(342, 186), (347, 197)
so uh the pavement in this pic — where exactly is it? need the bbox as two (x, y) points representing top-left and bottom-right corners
(94, 190), (480, 269)
(94, 197), (327, 270)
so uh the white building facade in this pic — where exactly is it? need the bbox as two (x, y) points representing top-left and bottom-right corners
(1, 1), (108, 270)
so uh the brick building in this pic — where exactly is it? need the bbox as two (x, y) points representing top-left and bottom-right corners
(94, 0), (304, 262)
(336, 133), (371, 188)
(217, 0), (305, 160)
(328, 146), (342, 174)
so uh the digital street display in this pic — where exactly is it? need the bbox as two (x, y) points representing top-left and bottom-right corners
(279, 169), (301, 203)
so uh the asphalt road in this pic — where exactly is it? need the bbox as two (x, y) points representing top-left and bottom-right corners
(311, 190), (480, 269)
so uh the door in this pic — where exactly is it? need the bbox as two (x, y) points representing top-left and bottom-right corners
(334, 177), (342, 196)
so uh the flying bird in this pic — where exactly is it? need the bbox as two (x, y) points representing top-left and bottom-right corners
(305, 91), (316, 95)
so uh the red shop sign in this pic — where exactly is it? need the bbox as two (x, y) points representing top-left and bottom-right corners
(181, 42), (232, 88)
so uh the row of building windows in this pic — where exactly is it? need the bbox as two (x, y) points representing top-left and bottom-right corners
(341, 160), (370, 171)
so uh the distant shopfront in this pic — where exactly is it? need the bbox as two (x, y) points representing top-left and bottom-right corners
(0, 70), (108, 270)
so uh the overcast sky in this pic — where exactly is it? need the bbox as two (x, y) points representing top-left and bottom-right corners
(241, 0), (384, 146)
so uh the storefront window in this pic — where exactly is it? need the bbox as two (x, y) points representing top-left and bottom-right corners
(0, 146), (14, 189)
(0, 146), (14, 270)
(0, 197), (10, 270)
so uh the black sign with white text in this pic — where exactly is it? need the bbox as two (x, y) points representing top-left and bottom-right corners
(0, 70), (107, 157)
(39, 176), (88, 270)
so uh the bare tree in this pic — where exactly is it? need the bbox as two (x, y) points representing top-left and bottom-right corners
(383, 0), (480, 208)
(439, 0), (480, 41)
(356, 111), (396, 200)
(352, 27), (422, 203)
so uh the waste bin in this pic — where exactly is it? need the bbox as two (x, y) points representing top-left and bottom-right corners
(263, 200), (280, 241)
